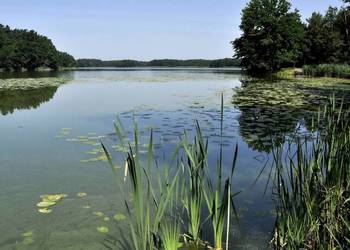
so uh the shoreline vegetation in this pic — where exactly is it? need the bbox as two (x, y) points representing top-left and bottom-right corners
(101, 96), (349, 249)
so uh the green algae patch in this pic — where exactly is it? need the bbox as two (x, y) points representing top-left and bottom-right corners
(0, 77), (66, 90)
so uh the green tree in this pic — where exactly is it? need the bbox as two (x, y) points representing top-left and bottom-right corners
(303, 8), (343, 64)
(232, 0), (305, 74)
(0, 24), (75, 71)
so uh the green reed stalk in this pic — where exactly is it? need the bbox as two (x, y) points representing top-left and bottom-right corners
(272, 97), (350, 249)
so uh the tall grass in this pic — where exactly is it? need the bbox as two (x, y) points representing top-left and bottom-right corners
(272, 97), (350, 249)
(303, 64), (350, 78)
(102, 95), (239, 249)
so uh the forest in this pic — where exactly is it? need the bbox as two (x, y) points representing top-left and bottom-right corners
(76, 58), (241, 68)
(0, 24), (76, 71)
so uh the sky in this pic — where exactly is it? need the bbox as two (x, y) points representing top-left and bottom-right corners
(0, 0), (345, 60)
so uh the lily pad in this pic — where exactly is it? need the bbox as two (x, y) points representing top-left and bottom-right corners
(93, 211), (104, 217)
(113, 213), (126, 221)
(36, 201), (56, 208)
(77, 192), (87, 198)
(23, 237), (34, 245)
(22, 231), (33, 237)
(97, 226), (109, 234)
(38, 208), (52, 214)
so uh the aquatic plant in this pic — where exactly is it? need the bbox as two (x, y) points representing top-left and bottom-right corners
(272, 97), (350, 249)
(102, 95), (240, 249)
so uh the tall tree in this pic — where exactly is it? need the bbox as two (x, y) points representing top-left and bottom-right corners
(232, 0), (305, 74)
(303, 9), (343, 64)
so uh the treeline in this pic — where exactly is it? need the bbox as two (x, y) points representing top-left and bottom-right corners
(76, 58), (241, 68)
(233, 0), (350, 74)
(0, 24), (76, 71)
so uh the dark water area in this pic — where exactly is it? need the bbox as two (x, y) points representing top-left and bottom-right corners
(0, 69), (348, 249)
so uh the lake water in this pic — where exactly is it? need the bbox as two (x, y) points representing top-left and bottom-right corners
(0, 68), (346, 249)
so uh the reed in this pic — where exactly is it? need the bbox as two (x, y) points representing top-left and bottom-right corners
(303, 64), (350, 78)
(102, 95), (240, 249)
(272, 97), (350, 249)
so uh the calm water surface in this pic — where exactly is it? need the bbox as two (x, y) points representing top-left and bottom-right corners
(0, 69), (323, 249)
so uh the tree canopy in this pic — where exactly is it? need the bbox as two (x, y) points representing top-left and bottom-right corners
(0, 24), (76, 71)
(233, 0), (350, 74)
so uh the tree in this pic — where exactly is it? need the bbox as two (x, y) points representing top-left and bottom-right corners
(0, 24), (75, 71)
(303, 9), (343, 64)
(232, 0), (305, 74)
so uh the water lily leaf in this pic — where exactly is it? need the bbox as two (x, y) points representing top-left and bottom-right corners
(113, 213), (126, 221)
(93, 211), (104, 217)
(36, 201), (56, 208)
(77, 192), (87, 198)
(23, 237), (34, 245)
(97, 226), (109, 234)
(22, 231), (33, 237)
(38, 208), (52, 214)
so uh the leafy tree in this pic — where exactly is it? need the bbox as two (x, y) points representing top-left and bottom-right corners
(0, 24), (75, 71)
(303, 9), (342, 64)
(232, 0), (305, 74)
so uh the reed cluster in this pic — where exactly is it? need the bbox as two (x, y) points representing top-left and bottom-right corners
(102, 95), (239, 250)
(272, 98), (350, 249)
(303, 64), (350, 78)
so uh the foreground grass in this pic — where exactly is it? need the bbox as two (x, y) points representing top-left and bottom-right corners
(272, 98), (350, 249)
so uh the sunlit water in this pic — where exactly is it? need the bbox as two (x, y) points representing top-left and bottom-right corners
(0, 68), (331, 249)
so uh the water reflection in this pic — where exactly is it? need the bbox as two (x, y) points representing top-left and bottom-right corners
(0, 87), (58, 115)
(233, 78), (350, 152)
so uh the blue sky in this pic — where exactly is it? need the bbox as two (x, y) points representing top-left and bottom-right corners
(0, 0), (344, 60)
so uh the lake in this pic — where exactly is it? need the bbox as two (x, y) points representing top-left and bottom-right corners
(0, 68), (348, 249)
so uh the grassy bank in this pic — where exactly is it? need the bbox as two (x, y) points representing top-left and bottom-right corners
(303, 64), (350, 78)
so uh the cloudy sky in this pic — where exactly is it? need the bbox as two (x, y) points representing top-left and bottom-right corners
(0, 0), (344, 60)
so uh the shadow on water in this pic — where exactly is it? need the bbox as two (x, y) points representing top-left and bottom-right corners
(0, 86), (58, 115)
(233, 77), (350, 153)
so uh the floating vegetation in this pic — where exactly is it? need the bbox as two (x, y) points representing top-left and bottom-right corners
(38, 208), (52, 214)
(36, 201), (56, 208)
(77, 192), (87, 198)
(96, 226), (109, 234)
(93, 211), (104, 217)
(21, 231), (33, 238)
(36, 194), (67, 214)
(23, 237), (35, 245)
(113, 213), (126, 221)
(232, 77), (350, 152)
(0, 77), (65, 90)
(22, 230), (34, 245)
(80, 153), (108, 163)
